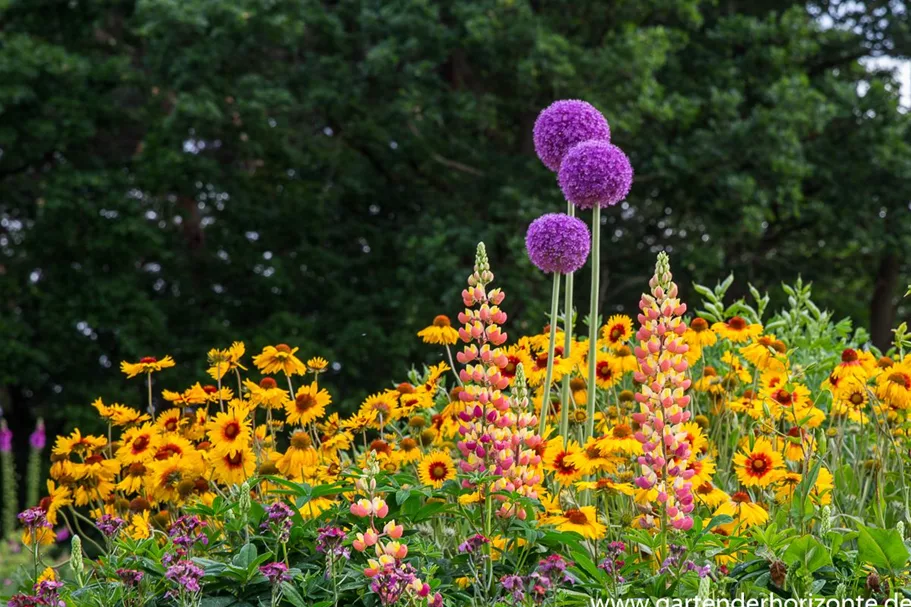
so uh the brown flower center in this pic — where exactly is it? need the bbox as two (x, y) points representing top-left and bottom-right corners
(432, 315), (451, 328)
(596, 361), (613, 380)
(140, 356), (157, 364)
(690, 318), (708, 332)
(370, 439), (392, 456)
(132, 435), (150, 452)
(841, 349), (859, 363)
(564, 508), (589, 525)
(296, 393), (317, 412)
(731, 491), (752, 504)
(612, 424), (632, 439)
(401, 438), (418, 451)
(226, 452), (244, 468)
(223, 422), (240, 440)
(747, 453), (772, 477)
(608, 324), (626, 342)
(727, 317), (747, 331)
(429, 462), (449, 480)
(888, 372), (911, 389)
(275, 344), (292, 353)
(259, 377), (277, 389)
(290, 431), (313, 449)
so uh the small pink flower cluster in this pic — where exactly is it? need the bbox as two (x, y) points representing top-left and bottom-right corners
(455, 243), (544, 518)
(631, 253), (695, 531)
(349, 466), (441, 606)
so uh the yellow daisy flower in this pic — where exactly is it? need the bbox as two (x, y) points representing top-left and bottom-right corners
(684, 317), (717, 348)
(417, 315), (460, 346)
(207, 341), (247, 381)
(712, 317), (762, 343)
(120, 355), (176, 378)
(733, 437), (784, 488)
(542, 506), (606, 540)
(600, 315), (633, 350)
(418, 451), (456, 488)
(285, 382), (331, 426)
(253, 344), (306, 376)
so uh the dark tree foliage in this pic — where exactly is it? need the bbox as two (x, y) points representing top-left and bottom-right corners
(2, 0), (911, 454)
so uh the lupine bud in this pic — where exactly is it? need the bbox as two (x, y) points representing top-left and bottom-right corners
(820, 505), (832, 536)
(238, 481), (251, 520)
(898, 521), (906, 540)
(71, 535), (84, 578)
(697, 574), (711, 600)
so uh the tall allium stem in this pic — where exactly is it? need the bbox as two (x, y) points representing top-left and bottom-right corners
(632, 253), (695, 533)
(584, 204), (601, 440)
(560, 205), (576, 444)
(537, 272), (561, 436)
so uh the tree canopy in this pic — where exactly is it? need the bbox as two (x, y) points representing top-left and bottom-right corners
(2, 0), (911, 446)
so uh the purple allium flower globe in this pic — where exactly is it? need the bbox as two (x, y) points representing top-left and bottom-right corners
(558, 140), (633, 209)
(526, 213), (591, 274)
(533, 100), (611, 172)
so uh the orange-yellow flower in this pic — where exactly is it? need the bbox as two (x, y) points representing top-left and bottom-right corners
(417, 315), (460, 346)
(120, 355), (175, 378)
(733, 437), (784, 487)
(253, 344), (306, 376)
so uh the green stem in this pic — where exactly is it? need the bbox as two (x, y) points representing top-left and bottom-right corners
(585, 204), (601, 441)
(560, 205), (576, 444)
(538, 272), (562, 436)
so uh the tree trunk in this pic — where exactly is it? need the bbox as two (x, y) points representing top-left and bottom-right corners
(870, 252), (900, 351)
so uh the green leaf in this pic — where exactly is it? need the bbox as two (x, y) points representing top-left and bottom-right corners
(783, 535), (831, 573)
(858, 526), (910, 574)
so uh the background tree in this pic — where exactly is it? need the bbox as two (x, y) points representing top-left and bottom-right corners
(2, 1), (911, 500)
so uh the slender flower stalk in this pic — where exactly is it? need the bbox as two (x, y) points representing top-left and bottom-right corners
(631, 253), (695, 532)
(584, 204), (601, 441)
(538, 273), (561, 435)
(559, 206), (577, 443)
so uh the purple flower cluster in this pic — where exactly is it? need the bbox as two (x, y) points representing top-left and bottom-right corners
(457, 533), (489, 554)
(656, 544), (711, 578)
(17, 508), (50, 534)
(7, 579), (65, 607)
(533, 100), (611, 172)
(96, 514), (126, 538)
(558, 140), (633, 209)
(597, 541), (627, 581)
(315, 526), (349, 558)
(525, 213), (591, 274)
(117, 569), (144, 588)
(0, 424), (11, 453)
(368, 561), (441, 607)
(165, 560), (205, 595)
(168, 515), (208, 550)
(499, 554), (575, 604)
(261, 501), (294, 544)
(29, 421), (46, 451)
(259, 562), (291, 585)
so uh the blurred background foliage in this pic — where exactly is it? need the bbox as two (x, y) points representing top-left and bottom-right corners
(3, 0), (911, 464)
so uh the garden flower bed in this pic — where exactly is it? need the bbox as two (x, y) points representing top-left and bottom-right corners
(2, 101), (910, 606)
